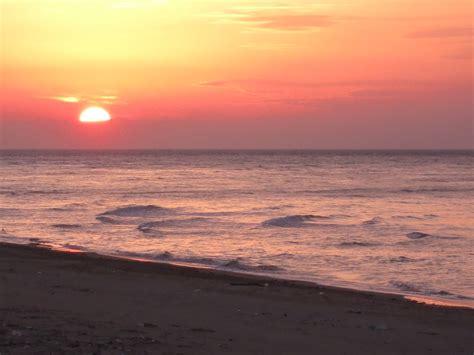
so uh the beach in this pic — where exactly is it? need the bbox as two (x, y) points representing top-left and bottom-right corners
(1, 242), (472, 354)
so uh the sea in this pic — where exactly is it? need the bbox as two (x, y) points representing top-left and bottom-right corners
(1, 150), (473, 306)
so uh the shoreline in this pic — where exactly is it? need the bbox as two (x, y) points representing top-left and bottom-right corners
(57, 244), (474, 310)
(5, 241), (403, 298)
(1, 241), (473, 354)
(5, 240), (474, 310)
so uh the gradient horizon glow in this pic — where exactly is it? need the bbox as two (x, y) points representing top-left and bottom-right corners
(1, 0), (472, 149)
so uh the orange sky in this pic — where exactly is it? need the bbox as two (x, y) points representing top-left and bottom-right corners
(1, 0), (472, 148)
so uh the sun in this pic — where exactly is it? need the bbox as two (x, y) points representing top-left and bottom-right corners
(79, 107), (111, 123)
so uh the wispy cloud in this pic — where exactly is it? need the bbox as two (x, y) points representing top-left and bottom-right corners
(210, 3), (335, 32)
(196, 81), (230, 88)
(241, 14), (332, 31)
(47, 96), (81, 103)
(193, 78), (440, 107)
(42, 93), (120, 104)
(195, 79), (434, 90)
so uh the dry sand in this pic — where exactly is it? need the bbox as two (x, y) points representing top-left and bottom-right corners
(0, 242), (472, 354)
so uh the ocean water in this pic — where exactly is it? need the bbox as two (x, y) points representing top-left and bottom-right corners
(1, 150), (473, 306)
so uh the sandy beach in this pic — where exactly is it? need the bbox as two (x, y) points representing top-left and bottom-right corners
(0, 242), (472, 354)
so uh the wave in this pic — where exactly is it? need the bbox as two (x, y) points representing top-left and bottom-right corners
(137, 221), (162, 233)
(392, 215), (438, 220)
(99, 205), (170, 218)
(300, 188), (381, 196)
(137, 217), (212, 233)
(362, 217), (384, 225)
(28, 238), (50, 245)
(114, 251), (283, 273)
(406, 232), (431, 240)
(253, 204), (296, 211)
(298, 186), (474, 197)
(222, 258), (282, 272)
(262, 215), (320, 227)
(49, 203), (86, 212)
(192, 211), (242, 217)
(96, 216), (122, 224)
(393, 215), (424, 220)
(389, 281), (473, 300)
(116, 250), (174, 260)
(400, 187), (474, 194)
(329, 214), (352, 219)
(62, 243), (88, 251)
(52, 224), (82, 229)
(27, 189), (69, 195)
(311, 215), (337, 220)
(339, 241), (378, 248)
(0, 190), (17, 196)
(390, 281), (420, 293)
(399, 233), (462, 244)
(389, 256), (419, 263)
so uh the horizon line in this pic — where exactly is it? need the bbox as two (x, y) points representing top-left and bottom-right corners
(1, 148), (472, 152)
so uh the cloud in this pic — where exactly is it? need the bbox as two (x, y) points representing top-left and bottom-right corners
(238, 14), (332, 31)
(407, 27), (472, 38)
(195, 79), (434, 90)
(196, 81), (230, 87)
(47, 96), (81, 103)
(41, 93), (120, 104)
(192, 79), (443, 108)
(211, 4), (335, 32)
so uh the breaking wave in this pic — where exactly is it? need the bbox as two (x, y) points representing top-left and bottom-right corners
(389, 281), (473, 300)
(262, 215), (320, 227)
(116, 250), (174, 260)
(28, 238), (50, 245)
(99, 205), (170, 217)
(221, 258), (282, 272)
(114, 251), (283, 273)
(137, 218), (212, 233)
(62, 243), (88, 251)
(137, 221), (163, 233)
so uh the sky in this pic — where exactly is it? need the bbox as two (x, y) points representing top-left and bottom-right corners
(1, 0), (472, 149)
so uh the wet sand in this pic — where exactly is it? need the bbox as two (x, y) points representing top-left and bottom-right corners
(0, 242), (472, 354)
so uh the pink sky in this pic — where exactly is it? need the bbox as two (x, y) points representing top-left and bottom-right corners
(1, 0), (472, 149)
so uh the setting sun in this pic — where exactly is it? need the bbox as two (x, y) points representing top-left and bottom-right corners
(79, 107), (111, 123)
